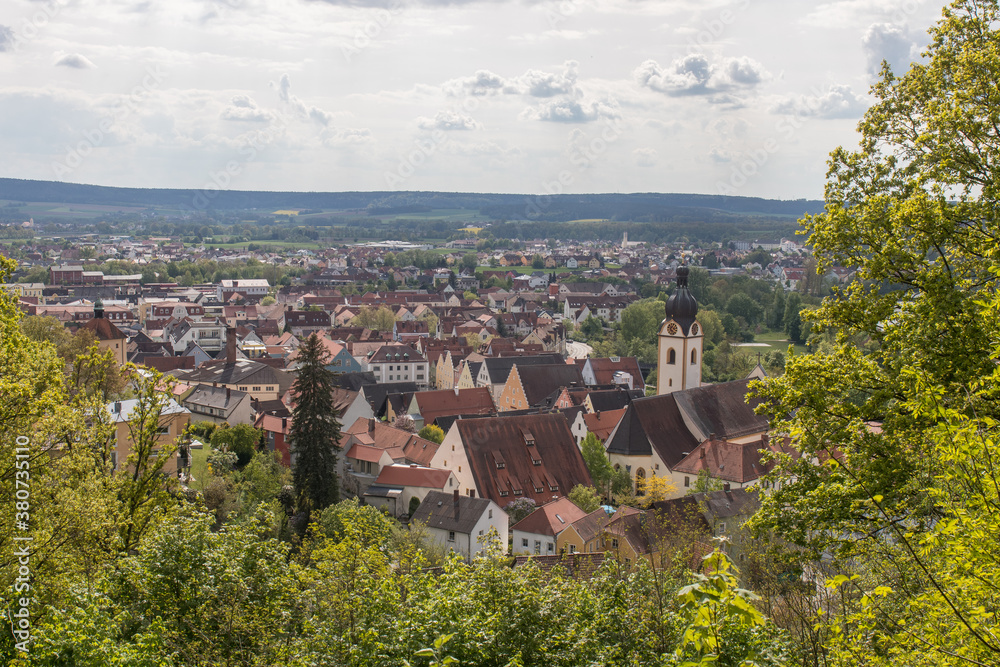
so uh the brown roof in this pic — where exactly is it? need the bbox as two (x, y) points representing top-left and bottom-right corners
(569, 508), (612, 543)
(341, 417), (440, 466)
(375, 464), (452, 489)
(455, 412), (593, 506)
(413, 387), (496, 425)
(511, 497), (588, 537)
(586, 356), (644, 386)
(672, 436), (784, 484)
(82, 315), (126, 341)
(671, 379), (769, 441)
(515, 364), (586, 407)
(582, 408), (627, 443)
(346, 443), (393, 463)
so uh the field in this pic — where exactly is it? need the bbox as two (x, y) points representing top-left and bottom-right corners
(751, 329), (808, 356)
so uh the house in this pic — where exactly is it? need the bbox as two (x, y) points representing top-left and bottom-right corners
(366, 344), (430, 388)
(217, 279), (270, 300)
(179, 384), (254, 426)
(653, 487), (759, 563)
(603, 379), (769, 497)
(511, 497), (588, 556)
(364, 464), (460, 518)
(172, 329), (294, 402)
(339, 417), (441, 497)
(577, 356), (644, 390)
(106, 397), (191, 477)
(495, 363), (585, 412)
(443, 412), (593, 505)
(81, 301), (128, 366)
(409, 490), (508, 562)
(475, 353), (565, 400)
(285, 309), (333, 337)
(582, 408), (627, 444)
(557, 507), (612, 555)
(404, 387), (496, 429)
(671, 434), (788, 493)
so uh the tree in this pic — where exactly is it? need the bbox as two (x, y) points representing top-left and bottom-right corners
(351, 305), (397, 331)
(461, 253), (478, 271)
(289, 334), (342, 516)
(417, 424), (445, 444)
(579, 315), (604, 341)
(725, 293), (763, 326)
(750, 3), (1000, 662)
(531, 253), (545, 269)
(210, 423), (262, 468)
(504, 498), (537, 524)
(580, 432), (614, 498)
(782, 292), (803, 344)
(568, 484), (601, 513)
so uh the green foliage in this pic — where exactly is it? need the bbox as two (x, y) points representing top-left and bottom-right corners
(351, 305), (397, 331)
(568, 484), (601, 513)
(504, 498), (537, 525)
(210, 423), (262, 467)
(418, 423), (445, 444)
(290, 334), (342, 516)
(317, 498), (396, 547)
(580, 432), (614, 498)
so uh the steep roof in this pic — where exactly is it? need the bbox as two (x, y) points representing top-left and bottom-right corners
(672, 436), (775, 484)
(174, 358), (291, 390)
(671, 379), (769, 442)
(605, 394), (699, 466)
(455, 412), (592, 505)
(82, 315), (126, 341)
(511, 497), (588, 538)
(341, 417), (440, 466)
(410, 490), (495, 535)
(582, 408), (627, 443)
(481, 353), (565, 385)
(585, 356), (644, 386)
(375, 464), (452, 489)
(515, 364), (586, 408)
(414, 387), (496, 425)
(569, 507), (613, 543)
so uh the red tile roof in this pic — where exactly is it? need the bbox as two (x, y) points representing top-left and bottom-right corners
(375, 464), (452, 489)
(511, 497), (588, 537)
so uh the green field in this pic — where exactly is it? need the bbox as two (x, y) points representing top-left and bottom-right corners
(752, 330), (808, 356)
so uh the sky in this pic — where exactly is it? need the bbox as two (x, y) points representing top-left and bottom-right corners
(0, 0), (944, 200)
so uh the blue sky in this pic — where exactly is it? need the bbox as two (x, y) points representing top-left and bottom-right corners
(0, 0), (943, 199)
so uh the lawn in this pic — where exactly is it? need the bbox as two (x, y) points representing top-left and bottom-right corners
(188, 445), (214, 492)
(752, 329), (808, 356)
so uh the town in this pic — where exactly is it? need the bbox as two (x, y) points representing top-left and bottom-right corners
(2, 218), (832, 569)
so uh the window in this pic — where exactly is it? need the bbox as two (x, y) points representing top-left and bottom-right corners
(478, 530), (483, 536)
(667, 348), (676, 365)
(156, 426), (170, 435)
(253, 386), (261, 392)
(684, 476), (690, 488)
(488, 509), (493, 519)
(718, 522), (726, 533)
(522, 538), (528, 548)
(691, 349), (697, 364)
(547, 542), (554, 553)
(534, 540), (541, 554)
(612, 538), (619, 548)
(448, 531), (455, 542)
(569, 545), (577, 554)
(500, 490), (509, 497)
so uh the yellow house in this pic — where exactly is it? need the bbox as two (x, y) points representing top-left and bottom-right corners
(495, 363), (528, 412)
(82, 301), (128, 367)
(556, 508), (611, 555)
(107, 397), (191, 477)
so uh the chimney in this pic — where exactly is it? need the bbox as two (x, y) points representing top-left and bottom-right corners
(723, 482), (731, 492)
(453, 489), (460, 520)
(114, 400), (121, 414)
(281, 417), (287, 430)
(369, 419), (375, 434)
(226, 387), (231, 402)
(225, 327), (237, 364)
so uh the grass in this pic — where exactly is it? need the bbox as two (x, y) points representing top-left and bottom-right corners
(188, 446), (214, 492)
(753, 329), (808, 356)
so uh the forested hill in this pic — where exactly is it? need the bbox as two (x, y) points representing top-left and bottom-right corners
(0, 178), (824, 222)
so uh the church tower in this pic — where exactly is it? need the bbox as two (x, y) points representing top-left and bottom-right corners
(657, 266), (702, 394)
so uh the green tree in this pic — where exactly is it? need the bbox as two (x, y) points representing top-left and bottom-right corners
(418, 424), (445, 444)
(531, 253), (545, 269)
(751, 2), (1000, 663)
(782, 292), (803, 344)
(725, 293), (764, 326)
(210, 423), (262, 467)
(568, 484), (601, 513)
(352, 305), (397, 331)
(289, 334), (342, 516)
(461, 253), (478, 271)
(580, 432), (614, 498)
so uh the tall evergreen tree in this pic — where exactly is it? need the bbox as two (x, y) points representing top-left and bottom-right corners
(290, 333), (341, 515)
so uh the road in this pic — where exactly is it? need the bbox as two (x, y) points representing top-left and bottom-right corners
(566, 340), (593, 359)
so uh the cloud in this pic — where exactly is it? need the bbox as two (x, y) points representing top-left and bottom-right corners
(220, 95), (272, 122)
(0, 25), (14, 52)
(443, 61), (580, 98)
(770, 84), (868, 119)
(520, 97), (620, 123)
(54, 52), (97, 69)
(862, 22), (918, 76)
(271, 73), (335, 125)
(633, 147), (657, 167)
(634, 54), (768, 97)
(416, 110), (480, 131)
(321, 127), (372, 147)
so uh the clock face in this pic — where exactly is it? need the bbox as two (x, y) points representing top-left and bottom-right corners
(666, 322), (678, 335)
(690, 323), (700, 336)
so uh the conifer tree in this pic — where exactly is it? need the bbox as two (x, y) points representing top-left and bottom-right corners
(290, 333), (341, 515)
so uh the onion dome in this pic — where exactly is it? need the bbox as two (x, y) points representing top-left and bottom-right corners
(665, 266), (698, 334)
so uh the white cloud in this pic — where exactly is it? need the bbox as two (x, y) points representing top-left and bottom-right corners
(520, 97), (620, 123)
(54, 52), (97, 69)
(0, 25), (14, 52)
(271, 73), (334, 126)
(770, 84), (869, 119)
(443, 61), (580, 98)
(633, 147), (657, 167)
(634, 54), (769, 97)
(863, 22), (919, 76)
(416, 110), (480, 131)
(220, 95), (272, 122)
